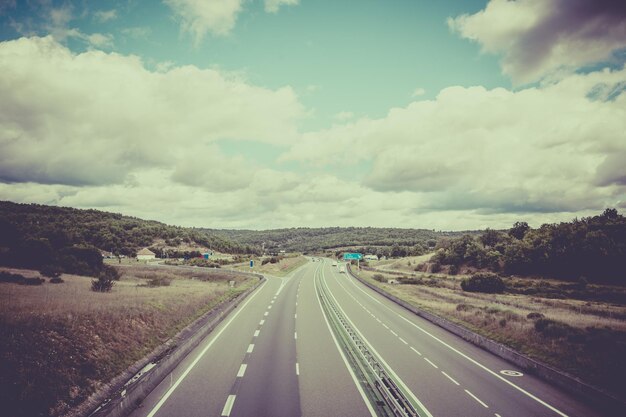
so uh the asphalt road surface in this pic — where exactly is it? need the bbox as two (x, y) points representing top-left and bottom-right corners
(129, 259), (610, 417)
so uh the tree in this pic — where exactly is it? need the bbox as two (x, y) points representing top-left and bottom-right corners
(509, 221), (530, 240)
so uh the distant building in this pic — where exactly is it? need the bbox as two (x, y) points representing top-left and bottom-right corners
(364, 254), (379, 261)
(137, 248), (156, 260)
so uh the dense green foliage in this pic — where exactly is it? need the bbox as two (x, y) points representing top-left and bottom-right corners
(460, 272), (505, 293)
(206, 226), (467, 254)
(0, 201), (257, 258)
(431, 209), (626, 284)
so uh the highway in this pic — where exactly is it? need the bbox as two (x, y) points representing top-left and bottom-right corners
(128, 258), (610, 417)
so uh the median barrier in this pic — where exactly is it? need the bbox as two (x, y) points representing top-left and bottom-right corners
(346, 264), (624, 415)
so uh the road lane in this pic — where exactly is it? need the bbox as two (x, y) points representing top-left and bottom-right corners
(297, 261), (373, 417)
(322, 259), (605, 417)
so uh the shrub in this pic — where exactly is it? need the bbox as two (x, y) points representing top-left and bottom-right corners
(40, 264), (62, 279)
(527, 312), (545, 320)
(534, 318), (574, 339)
(23, 277), (45, 285)
(0, 271), (26, 284)
(372, 274), (386, 282)
(146, 276), (171, 287)
(91, 276), (114, 292)
(456, 303), (474, 312)
(49, 277), (64, 284)
(461, 272), (505, 293)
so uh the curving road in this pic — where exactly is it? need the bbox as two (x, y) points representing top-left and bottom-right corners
(128, 258), (610, 417)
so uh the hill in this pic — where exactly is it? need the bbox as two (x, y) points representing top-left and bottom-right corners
(205, 227), (471, 256)
(0, 201), (257, 260)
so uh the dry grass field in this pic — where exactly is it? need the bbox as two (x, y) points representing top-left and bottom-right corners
(0, 265), (255, 417)
(353, 266), (626, 399)
(231, 255), (308, 277)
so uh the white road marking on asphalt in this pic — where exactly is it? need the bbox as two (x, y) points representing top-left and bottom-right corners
(259, 319), (265, 325)
(314, 267), (377, 417)
(296, 362), (300, 375)
(254, 330), (260, 337)
(323, 271), (434, 417)
(390, 330), (398, 337)
(343, 273), (570, 417)
(382, 323), (389, 329)
(399, 337), (408, 345)
(247, 344), (254, 353)
(237, 364), (247, 377)
(424, 358), (439, 369)
(145, 280), (267, 417)
(441, 371), (460, 386)
(271, 300), (274, 304)
(221, 395), (236, 416)
(465, 390), (489, 408)
(264, 311), (269, 316)
(294, 332), (298, 340)
(495, 414), (502, 417)
(294, 313), (297, 319)
(268, 305), (272, 309)
(410, 346), (422, 356)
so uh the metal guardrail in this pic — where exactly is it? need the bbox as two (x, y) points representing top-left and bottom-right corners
(316, 270), (422, 417)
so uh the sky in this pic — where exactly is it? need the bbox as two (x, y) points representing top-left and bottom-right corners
(0, 0), (625, 230)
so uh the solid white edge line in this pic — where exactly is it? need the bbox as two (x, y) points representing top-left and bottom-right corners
(344, 270), (570, 417)
(465, 389), (489, 408)
(237, 364), (247, 378)
(221, 394), (236, 416)
(322, 267), (434, 417)
(314, 263), (377, 417)
(146, 280), (268, 417)
(441, 371), (460, 386)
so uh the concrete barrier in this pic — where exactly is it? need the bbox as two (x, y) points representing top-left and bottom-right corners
(72, 276), (265, 417)
(346, 265), (624, 415)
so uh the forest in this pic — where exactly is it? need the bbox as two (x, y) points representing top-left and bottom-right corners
(0, 201), (258, 276)
(429, 209), (626, 285)
(205, 226), (468, 254)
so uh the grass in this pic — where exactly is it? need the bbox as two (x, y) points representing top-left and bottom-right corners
(352, 266), (626, 399)
(0, 265), (255, 417)
(231, 255), (308, 277)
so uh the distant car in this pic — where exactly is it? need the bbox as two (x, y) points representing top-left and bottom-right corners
(332, 262), (337, 267)
(339, 266), (345, 273)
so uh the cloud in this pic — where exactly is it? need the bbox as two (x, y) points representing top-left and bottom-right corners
(94, 9), (118, 23)
(412, 87), (425, 97)
(0, 36), (304, 187)
(282, 66), (626, 215)
(265, 0), (300, 14)
(449, 0), (626, 84)
(334, 111), (354, 121)
(164, 0), (243, 42)
(121, 26), (152, 40)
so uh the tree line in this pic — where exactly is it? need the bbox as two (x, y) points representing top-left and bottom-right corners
(430, 209), (626, 285)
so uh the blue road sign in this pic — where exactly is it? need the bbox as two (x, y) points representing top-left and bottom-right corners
(250, 260), (254, 268)
(343, 253), (363, 260)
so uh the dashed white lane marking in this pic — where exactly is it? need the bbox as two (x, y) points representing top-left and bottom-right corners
(221, 394), (236, 416)
(145, 279), (267, 417)
(268, 305), (272, 309)
(441, 371), (460, 386)
(382, 323), (389, 329)
(294, 332), (298, 340)
(296, 362), (300, 375)
(259, 319), (265, 326)
(271, 300), (274, 304)
(465, 390), (489, 408)
(254, 330), (260, 337)
(410, 346), (422, 356)
(237, 364), (247, 377)
(495, 414), (502, 417)
(424, 358), (439, 369)
(294, 313), (297, 319)
(247, 344), (254, 353)
(341, 273), (569, 417)
(390, 330), (398, 337)
(399, 337), (408, 345)
(264, 311), (269, 316)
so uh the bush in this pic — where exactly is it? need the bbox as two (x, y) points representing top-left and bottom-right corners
(534, 318), (574, 338)
(372, 274), (386, 282)
(40, 264), (62, 279)
(461, 272), (505, 293)
(0, 271), (26, 284)
(527, 312), (545, 320)
(49, 277), (64, 284)
(146, 276), (171, 287)
(23, 277), (45, 285)
(91, 276), (114, 292)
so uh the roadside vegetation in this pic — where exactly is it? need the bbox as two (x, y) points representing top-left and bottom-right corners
(231, 254), (308, 277)
(0, 264), (255, 417)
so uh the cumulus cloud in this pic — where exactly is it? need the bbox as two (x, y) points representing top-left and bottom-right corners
(0, 36), (303, 186)
(265, 0), (299, 14)
(412, 87), (426, 97)
(449, 0), (626, 84)
(282, 67), (626, 215)
(164, 0), (243, 42)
